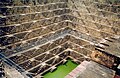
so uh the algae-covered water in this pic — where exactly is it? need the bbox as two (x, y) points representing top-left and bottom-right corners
(43, 59), (78, 78)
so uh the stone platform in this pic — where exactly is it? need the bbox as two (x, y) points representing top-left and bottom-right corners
(65, 61), (115, 78)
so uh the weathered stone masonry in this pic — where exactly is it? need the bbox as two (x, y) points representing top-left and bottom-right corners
(0, 0), (120, 78)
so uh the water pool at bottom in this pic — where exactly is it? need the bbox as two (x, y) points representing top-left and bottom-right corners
(43, 59), (78, 78)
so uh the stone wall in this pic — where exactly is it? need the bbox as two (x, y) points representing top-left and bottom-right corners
(0, 0), (119, 78)
(0, 0), (70, 56)
(67, 0), (120, 68)
(68, 0), (120, 40)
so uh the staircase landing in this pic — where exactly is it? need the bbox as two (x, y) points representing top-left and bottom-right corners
(65, 61), (115, 78)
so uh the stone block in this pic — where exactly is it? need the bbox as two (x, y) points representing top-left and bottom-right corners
(90, 50), (115, 68)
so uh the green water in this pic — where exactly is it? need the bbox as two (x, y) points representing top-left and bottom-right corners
(43, 59), (78, 78)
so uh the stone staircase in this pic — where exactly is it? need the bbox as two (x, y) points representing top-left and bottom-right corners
(0, 0), (119, 78)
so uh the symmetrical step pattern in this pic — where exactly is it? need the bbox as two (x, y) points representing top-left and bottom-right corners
(68, 0), (120, 39)
(67, 0), (120, 68)
(0, 0), (71, 57)
(0, 0), (119, 78)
